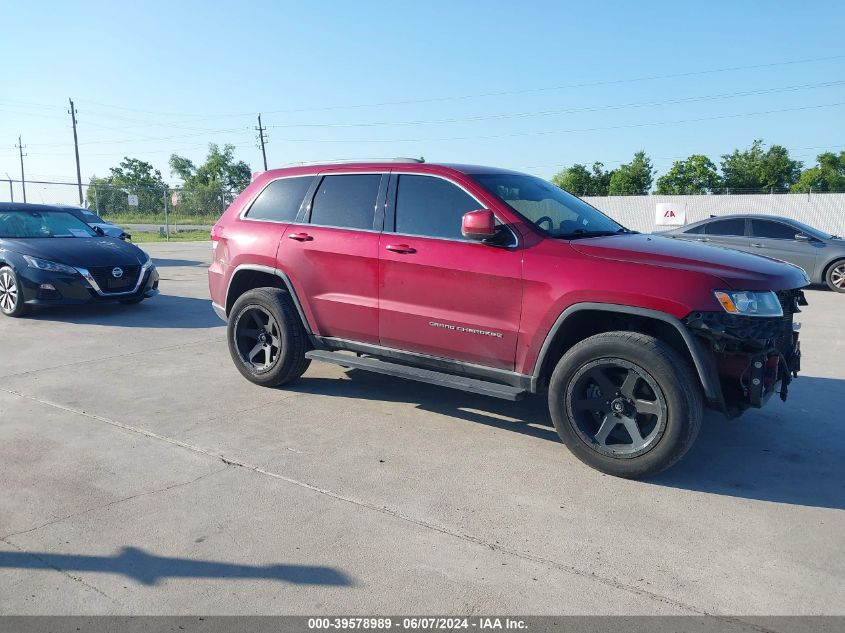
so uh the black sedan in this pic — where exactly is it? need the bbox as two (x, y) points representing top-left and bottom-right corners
(0, 203), (159, 317)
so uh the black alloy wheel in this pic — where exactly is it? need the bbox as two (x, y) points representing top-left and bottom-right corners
(233, 305), (283, 373)
(567, 358), (667, 458)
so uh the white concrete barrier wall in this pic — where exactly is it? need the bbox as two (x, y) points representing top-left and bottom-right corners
(582, 193), (845, 236)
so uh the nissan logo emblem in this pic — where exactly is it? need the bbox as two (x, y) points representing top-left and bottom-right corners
(112, 267), (124, 279)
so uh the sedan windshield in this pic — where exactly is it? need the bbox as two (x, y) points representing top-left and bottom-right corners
(0, 210), (98, 238)
(67, 207), (105, 224)
(471, 173), (628, 238)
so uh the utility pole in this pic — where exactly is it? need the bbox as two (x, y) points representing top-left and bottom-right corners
(256, 113), (268, 171)
(15, 136), (26, 203)
(69, 98), (83, 204)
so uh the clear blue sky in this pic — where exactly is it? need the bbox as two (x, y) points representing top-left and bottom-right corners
(1, 0), (844, 200)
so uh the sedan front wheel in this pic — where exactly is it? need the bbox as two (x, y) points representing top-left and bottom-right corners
(0, 266), (28, 317)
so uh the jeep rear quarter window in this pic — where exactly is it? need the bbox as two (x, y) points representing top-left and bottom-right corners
(309, 174), (381, 230)
(394, 175), (479, 240)
(245, 176), (314, 222)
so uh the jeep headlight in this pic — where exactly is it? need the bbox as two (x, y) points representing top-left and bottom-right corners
(714, 290), (783, 317)
(23, 255), (78, 275)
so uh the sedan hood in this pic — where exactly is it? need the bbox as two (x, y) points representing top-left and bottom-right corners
(569, 234), (808, 290)
(3, 237), (148, 267)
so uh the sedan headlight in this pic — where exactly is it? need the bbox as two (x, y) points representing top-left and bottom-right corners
(714, 290), (783, 317)
(22, 255), (78, 275)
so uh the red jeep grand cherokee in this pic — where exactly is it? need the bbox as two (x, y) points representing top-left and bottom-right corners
(209, 160), (807, 478)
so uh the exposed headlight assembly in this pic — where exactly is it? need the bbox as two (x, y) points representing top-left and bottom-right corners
(22, 255), (78, 275)
(714, 290), (783, 317)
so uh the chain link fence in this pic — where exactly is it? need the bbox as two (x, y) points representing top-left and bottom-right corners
(3, 177), (843, 237)
(584, 192), (845, 235)
(0, 178), (238, 234)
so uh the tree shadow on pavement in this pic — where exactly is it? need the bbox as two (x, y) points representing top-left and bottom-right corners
(0, 546), (352, 587)
(27, 294), (222, 329)
(289, 370), (845, 510)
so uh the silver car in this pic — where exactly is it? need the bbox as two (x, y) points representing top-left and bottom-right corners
(58, 205), (131, 241)
(662, 214), (845, 292)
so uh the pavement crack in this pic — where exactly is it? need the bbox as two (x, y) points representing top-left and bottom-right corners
(0, 337), (221, 380)
(0, 386), (778, 629)
(0, 537), (127, 608)
(1, 466), (230, 541)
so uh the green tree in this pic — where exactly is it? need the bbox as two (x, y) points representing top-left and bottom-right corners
(169, 144), (252, 217)
(608, 151), (654, 195)
(720, 140), (802, 192)
(85, 158), (167, 217)
(551, 161), (613, 196)
(792, 151), (845, 192)
(654, 154), (721, 194)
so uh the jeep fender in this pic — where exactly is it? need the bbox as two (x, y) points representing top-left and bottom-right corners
(532, 302), (722, 403)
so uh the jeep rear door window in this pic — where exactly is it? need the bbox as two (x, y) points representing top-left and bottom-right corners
(705, 219), (746, 236)
(246, 176), (313, 222)
(394, 175), (480, 240)
(309, 174), (381, 230)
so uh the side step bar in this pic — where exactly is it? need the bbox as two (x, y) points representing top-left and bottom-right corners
(304, 350), (527, 401)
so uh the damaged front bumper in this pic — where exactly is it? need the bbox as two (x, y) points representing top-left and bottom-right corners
(683, 289), (806, 418)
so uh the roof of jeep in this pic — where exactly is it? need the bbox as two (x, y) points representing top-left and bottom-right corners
(258, 161), (526, 178)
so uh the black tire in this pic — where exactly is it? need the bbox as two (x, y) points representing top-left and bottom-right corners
(227, 287), (310, 387)
(119, 297), (145, 305)
(0, 266), (29, 317)
(824, 259), (845, 293)
(548, 331), (703, 479)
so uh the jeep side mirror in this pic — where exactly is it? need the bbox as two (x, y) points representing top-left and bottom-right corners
(461, 209), (496, 241)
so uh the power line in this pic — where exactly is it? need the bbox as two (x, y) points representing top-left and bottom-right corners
(72, 53), (845, 119)
(266, 101), (845, 144)
(264, 79), (845, 129)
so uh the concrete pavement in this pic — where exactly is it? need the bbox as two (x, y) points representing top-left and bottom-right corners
(0, 241), (843, 615)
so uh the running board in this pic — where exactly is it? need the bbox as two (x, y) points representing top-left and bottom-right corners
(304, 350), (527, 401)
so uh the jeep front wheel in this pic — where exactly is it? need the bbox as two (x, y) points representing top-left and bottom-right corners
(227, 287), (310, 387)
(548, 331), (702, 479)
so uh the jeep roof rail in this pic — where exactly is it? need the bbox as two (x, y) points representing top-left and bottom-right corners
(277, 157), (425, 168)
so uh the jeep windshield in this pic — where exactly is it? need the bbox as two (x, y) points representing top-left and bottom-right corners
(0, 210), (98, 238)
(472, 173), (630, 239)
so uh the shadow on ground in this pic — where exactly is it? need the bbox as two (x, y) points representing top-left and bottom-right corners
(289, 369), (845, 510)
(151, 258), (207, 268)
(0, 546), (352, 587)
(27, 294), (222, 329)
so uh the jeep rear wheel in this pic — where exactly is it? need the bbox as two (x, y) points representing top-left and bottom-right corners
(548, 331), (702, 479)
(227, 287), (310, 387)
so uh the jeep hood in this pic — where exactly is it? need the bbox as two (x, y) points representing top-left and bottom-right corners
(569, 234), (808, 291)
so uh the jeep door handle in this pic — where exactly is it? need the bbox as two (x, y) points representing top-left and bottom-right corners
(751, 243), (764, 248)
(288, 232), (313, 242)
(385, 244), (416, 254)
